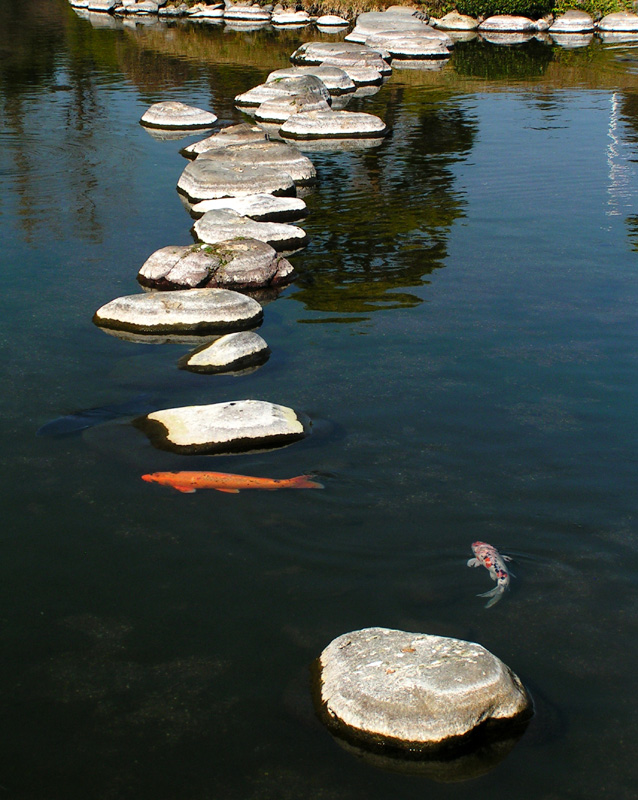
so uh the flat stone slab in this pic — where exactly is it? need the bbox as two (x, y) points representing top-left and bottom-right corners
(190, 193), (306, 221)
(137, 238), (295, 290)
(280, 110), (387, 140)
(93, 288), (262, 334)
(272, 9), (311, 24)
(366, 30), (452, 58)
(549, 10), (595, 33)
(598, 11), (638, 31)
(140, 101), (218, 129)
(182, 123), (267, 158)
(136, 399), (307, 454)
(346, 10), (432, 42)
(316, 14), (349, 26)
(290, 42), (392, 74)
(478, 15), (536, 32)
(223, 4), (270, 20)
(267, 66), (356, 94)
(193, 209), (307, 251)
(195, 139), (317, 184)
(179, 331), (270, 373)
(314, 628), (532, 754)
(177, 160), (296, 202)
(255, 92), (332, 123)
(236, 75), (330, 108)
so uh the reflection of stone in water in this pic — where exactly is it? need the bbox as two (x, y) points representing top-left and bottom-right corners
(391, 58), (449, 71)
(294, 137), (385, 154)
(143, 126), (214, 142)
(94, 327), (228, 345)
(329, 727), (528, 782)
(550, 33), (594, 48)
(480, 32), (535, 45)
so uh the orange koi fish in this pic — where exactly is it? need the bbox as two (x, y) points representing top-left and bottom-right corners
(141, 470), (324, 494)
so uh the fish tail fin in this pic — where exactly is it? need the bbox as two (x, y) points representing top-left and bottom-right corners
(477, 585), (505, 608)
(290, 475), (324, 490)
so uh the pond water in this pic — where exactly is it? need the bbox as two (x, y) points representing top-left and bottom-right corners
(1, 1), (638, 797)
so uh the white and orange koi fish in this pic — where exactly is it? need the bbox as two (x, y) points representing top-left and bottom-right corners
(467, 541), (513, 608)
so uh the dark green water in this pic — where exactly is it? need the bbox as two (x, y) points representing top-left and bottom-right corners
(2, 1), (638, 796)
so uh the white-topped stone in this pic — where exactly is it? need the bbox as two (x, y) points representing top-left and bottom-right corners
(549, 10), (595, 32)
(315, 628), (532, 752)
(290, 41), (392, 74)
(266, 66), (356, 94)
(429, 11), (478, 30)
(93, 288), (263, 334)
(190, 193), (306, 221)
(177, 160), (296, 202)
(280, 109), (387, 140)
(316, 14), (349, 26)
(182, 123), (266, 158)
(180, 331), (270, 373)
(223, 3), (270, 20)
(478, 15), (536, 32)
(366, 29), (452, 58)
(137, 399), (307, 454)
(193, 209), (307, 251)
(195, 139), (316, 184)
(236, 75), (331, 107)
(255, 92), (332, 123)
(137, 238), (295, 290)
(346, 9), (432, 42)
(140, 100), (217, 129)
(597, 11), (638, 31)
(272, 9), (311, 24)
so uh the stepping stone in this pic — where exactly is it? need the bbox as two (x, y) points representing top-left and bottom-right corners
(272, 9), (311, 24)
(236, 75), (331, 108)
(429, 11), (478, 30)
(478, 15), (536, 32)
(193, 209), (308, 251)
(223, 3), (270, 20)
(346, 9), (432, 42)
(188, 3), (224, 16)
(598, 11), (638, 31)
(549, 10), (595, 32)
(177, 160), (296, 202)
(179, 331), (270, 373)
(140, 100), (217, 129)
(339, 65), (384, 85)
(314, 627), (532, 754)
(316, 14), (349, 27)
(190, 193), (307, 221)
(366, 30), (452, 58)
(266, 66), (356, 94)
(280, 110), (387, 140)
(255, 92), (331, 123)
(290, 42), (392, 74)
(136, 399), (308, 454)
(195, 139), (317, 184)
(137, 239), (295, 290)
(93, 288), (263, 335)
(182, 123), (267, 158)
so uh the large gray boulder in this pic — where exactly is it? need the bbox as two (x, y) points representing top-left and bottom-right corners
(177, 160), (296, 202)
(346, 9), (432, 42)
(93, 288), (262, 334)
(181, 123), (266, 158)
(179, 331), (270, 373)
(135, 399), (307, 454)
(137, 239), (295, 290)
(196, 140), (317, 184)
(223, 3), (270, 20)
(314, 628), (532, 754)
(366, 30), (452, 58)
(430, 11), (478, 30)
(193, 209), (308, 251)
(140, 100), (217, 129)
(280, 110), (387, 140)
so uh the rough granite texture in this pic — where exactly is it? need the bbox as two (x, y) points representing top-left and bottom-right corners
(316, 627), (532, 751)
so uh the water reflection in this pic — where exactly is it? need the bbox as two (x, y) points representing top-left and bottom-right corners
(289, 96), (476, 319)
